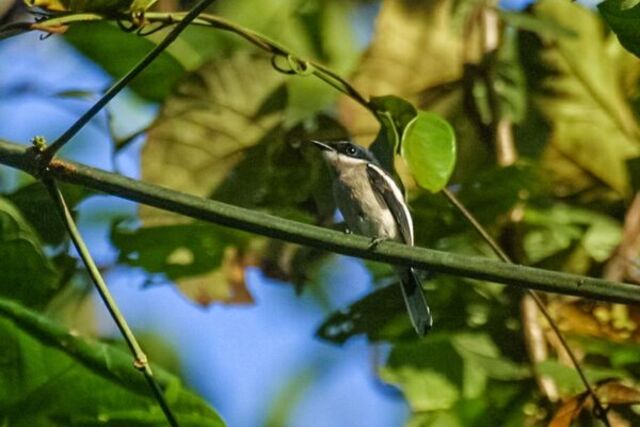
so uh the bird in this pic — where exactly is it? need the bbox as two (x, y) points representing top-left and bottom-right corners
(310, 139), (432, 337)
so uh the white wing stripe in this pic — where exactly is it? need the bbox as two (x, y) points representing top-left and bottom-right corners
(366, 163), (414, 245)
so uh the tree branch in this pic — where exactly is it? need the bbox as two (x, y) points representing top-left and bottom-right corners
(1, 138), (639, 304)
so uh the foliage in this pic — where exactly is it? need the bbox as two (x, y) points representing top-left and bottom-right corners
(3, 0), (640, 425)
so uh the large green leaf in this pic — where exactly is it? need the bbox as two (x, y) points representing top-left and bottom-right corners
(0, 198), (63, 308)
(599, 0), (640, 58)
(0, 297), (224, 426)
(531, 0), (640, 196)
(401, 111), (456, 193)
(64, 22), (186, 102)
(381, 333), (529, 423)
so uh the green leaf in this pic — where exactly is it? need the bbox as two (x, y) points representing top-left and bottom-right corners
(599, 0), (640, 58)
(0, 198), (64, 308)
(0, 297), (224, 426)
(401, 111), (457, 193)
(523, 204), (622, 265)
(531, 0), (640, 196)
(112, 222), (247, 280)
(64, 22), (186, 101)
(6, 182), (91, 245)
(473, 28), (526, 125)
(381, 333), (528, 413)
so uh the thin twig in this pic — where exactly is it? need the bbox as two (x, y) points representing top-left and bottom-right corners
(442, 188), (610, 426)
(40, 0), (218, 163)
(42, 177), (179, 427)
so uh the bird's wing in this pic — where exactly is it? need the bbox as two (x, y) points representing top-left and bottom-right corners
(366, 163), (414, 244)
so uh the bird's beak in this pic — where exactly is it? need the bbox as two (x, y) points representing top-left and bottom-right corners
(309, 139), (335, 152)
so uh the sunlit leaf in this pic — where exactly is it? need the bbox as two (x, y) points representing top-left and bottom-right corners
(25, 0), (131, 13)
(0, 297), (224, 426)
(142, 53), (285, 217)
(381, 333), (528, 416)
(401, 111), (456, 193)
(531, 0), (640, 195)
(548, 394), (586, 427)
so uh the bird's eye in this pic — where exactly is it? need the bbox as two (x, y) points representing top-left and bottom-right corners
(346, 145), (357, 155)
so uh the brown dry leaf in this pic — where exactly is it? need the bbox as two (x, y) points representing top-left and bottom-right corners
(597, 380), (640, 406)
(549, 393), (587, 427)
(550, 300), (640, 342)
(178, 246), (257, 306)
(141, 53), (285, 225)
(605, 193), (640, 283)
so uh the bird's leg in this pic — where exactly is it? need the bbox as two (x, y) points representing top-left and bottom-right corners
(367, 236), (388, 250)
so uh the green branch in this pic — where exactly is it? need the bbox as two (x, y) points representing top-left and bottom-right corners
(2, 138), (638, 304)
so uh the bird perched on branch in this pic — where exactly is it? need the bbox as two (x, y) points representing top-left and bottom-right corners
(310, 139), (432, 337)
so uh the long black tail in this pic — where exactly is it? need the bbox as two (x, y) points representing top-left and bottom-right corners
(399, 268), (433, 337)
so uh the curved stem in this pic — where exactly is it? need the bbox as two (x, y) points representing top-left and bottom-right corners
(40, 0), (217, 163)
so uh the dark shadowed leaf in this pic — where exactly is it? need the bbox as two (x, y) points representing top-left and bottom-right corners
(0, 297), (224, 426)
(316, 284), (414, 344)
(6, 182), (91, 245)
(599, 0), (640, 58)
(0, 198), (63, 308)
(112, 222), (247, 280)
(64, 22), (186, 102)
(368, 95), (417, 172)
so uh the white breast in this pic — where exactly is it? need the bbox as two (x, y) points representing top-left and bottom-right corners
(333, 163), (400, 241)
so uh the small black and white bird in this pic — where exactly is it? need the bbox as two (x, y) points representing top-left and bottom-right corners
(310, 139), (432, 337)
